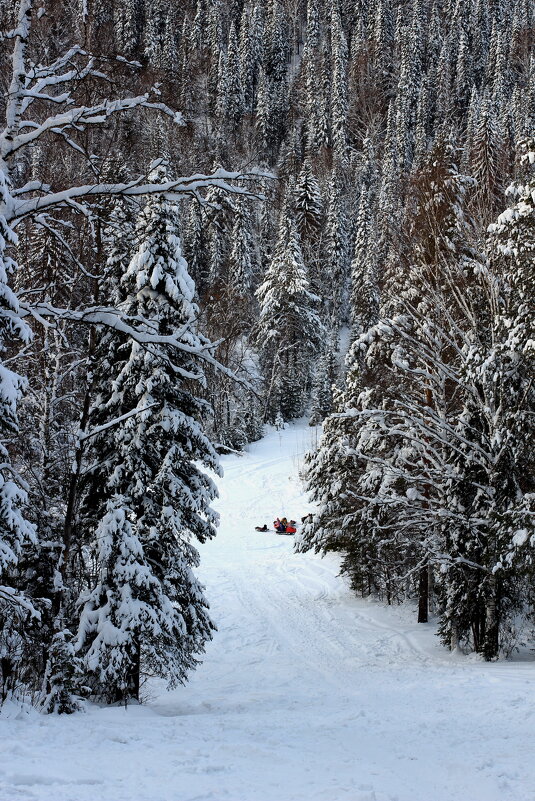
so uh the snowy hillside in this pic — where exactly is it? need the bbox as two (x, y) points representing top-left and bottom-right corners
(1, 421), (534, 801)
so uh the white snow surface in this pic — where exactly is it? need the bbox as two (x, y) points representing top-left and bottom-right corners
(2, 420), (535, 801)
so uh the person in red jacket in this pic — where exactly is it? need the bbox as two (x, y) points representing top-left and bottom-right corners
(274, 517), (286, 532)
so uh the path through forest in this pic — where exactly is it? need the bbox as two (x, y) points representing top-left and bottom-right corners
(1, 421), (534, 801)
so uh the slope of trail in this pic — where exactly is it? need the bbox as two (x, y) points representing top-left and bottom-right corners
(1, 421), (534, 801)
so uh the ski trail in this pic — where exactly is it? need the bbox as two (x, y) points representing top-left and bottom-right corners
(152, 421), (535, 801)
(1, 421), (534, 801)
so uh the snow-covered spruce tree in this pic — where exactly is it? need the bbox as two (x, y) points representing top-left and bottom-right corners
(324, 169), (350, 327)
(330, 5), (349, 165)
(483, 138), (535, 656)
(0, 49), (38, 698)
(311, 42), (332, 155)
(226, 21), (245, 128)
(239, 5), (255, 114)
(255, 198), (323, 422)
(293, 163), (324, 308)
(77, 168), (220, 701)
(278, 123), (304, 182)
(182, 199), (208, 297)
(265, 0), (289, 84)
(229, 198), (256, 296)
(470, 94), (503, 221)
(114, 0), (143, 56)
(40, 629), (82, 713)
(293, 161), (323, 243)
(350, 187), (379, 342)
(298, 325), (411, 606)
(255, 68), (273, 158)
(308, 333), (339, 426)
(76, 496), (181, 703)
(0, 192), (38, 698)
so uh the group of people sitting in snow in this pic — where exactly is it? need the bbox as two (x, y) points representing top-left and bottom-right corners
(255, 517), (297, 534)
(274, 517), (297, 533)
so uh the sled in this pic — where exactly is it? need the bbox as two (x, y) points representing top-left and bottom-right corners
(254, 527), (297, 535)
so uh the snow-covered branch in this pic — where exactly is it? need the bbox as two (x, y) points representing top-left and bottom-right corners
(9, 170), (267, 224)
(19, 301), (253, 388)
(78, 403), (159, 442)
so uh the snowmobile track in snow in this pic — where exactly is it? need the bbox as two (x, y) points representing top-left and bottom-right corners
(1, 422), (534, 801)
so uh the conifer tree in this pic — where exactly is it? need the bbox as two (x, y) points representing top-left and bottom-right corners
(229, 200), (256, 296)
(293, 162), (323, 241)
(305, 0), (320, 51)
(471, 0), (491, 84)
(484, 138), (535, 654)
(77, 167), (220, 699)
(182, 200), (207, 297)
(471, 94), (502, 219)
(144, 0), (169, 68)
(313, 43), (332, 152)
(255, 68), (273, 157)
(324, 169), (350, 325)
(414, 80), (430, 165)
(192, 0), (208, 52)
(309, 335), (338, 426)
(371, 0), (395, 99)
(265, 0), (289, 82)
(256, 200), (323, 421)
(215, 50), (230, 127)
(0, 173), (37, 679)
(350, 188), (379, 340)
(40, 629), (82, 713)
(239, 3), (256, 113)
(278, 123), (304, 181)
(331, 5), (349, 164)
(434, 38), (453, 129)
(77, 495), (189, 702)
(454, 30), (473, 112)
(226, 22), (245, 126)
(114, 0), (143, 56)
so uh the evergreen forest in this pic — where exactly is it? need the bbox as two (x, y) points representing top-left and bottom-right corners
(0, 0), (533, 712)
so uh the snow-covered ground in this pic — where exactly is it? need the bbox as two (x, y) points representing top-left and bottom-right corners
(1, 421), (535, 801)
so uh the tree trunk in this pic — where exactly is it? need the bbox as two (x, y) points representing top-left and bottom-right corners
(418, 385), (433, 624)
(55, 230), (101, 619)
(111, 639), (141, 705)
(55, 380), (92, 616)
(428, 563), (434, 614)
(483, 574), (499, 660)
(129, 639), (141, 702)
(472, 609), (485, 653)
(450, 619), (459, 651)
(418, 561), (429, 622)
